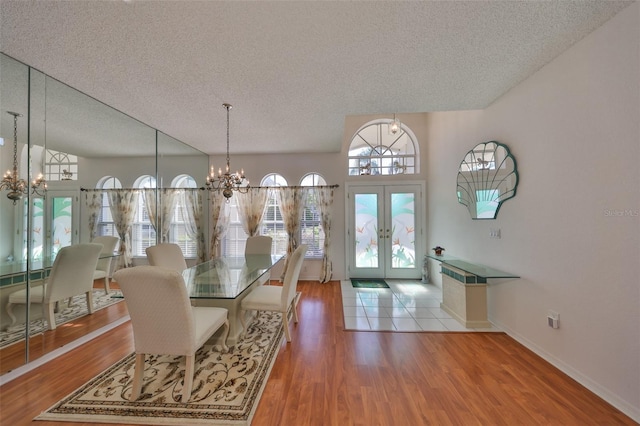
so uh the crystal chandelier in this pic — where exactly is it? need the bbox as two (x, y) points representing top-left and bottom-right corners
(0, 111), (46, 204)
(205, 103), (249, 200)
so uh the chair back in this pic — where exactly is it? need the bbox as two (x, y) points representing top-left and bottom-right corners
(92, 235), (120, 272)
(245, 235), (272, 255)
(146, 243), (188, 272)
(113, 265), (195, 355)
(45, 243), (103, 303)
(280, 245), (307, 309)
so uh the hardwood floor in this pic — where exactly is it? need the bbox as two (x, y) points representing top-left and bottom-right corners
(0, 280), (635, 425)
(0, 283), (128, 375)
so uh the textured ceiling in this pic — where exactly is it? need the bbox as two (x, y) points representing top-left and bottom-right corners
(0, 1), (633, 156)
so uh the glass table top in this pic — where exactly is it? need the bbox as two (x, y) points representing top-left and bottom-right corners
(0, 252), (119, 280)
(183, 254), (283, 299)
(427, 254), (519, 279)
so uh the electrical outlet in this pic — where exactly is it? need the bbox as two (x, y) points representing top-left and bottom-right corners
(547, 310), (560, 329)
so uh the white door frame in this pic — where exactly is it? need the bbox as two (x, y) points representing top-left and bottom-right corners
(43, 189), (79, 259)
(345, 181), (425, 280)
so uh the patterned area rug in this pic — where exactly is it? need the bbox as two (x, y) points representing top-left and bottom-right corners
(351, 278), (390, 289)
(36, 311), (284, 425)
(0, 290), (123, 349)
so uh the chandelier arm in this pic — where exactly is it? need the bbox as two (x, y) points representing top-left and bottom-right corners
(204, 103), (249, 200)
(1, 111), (47, 204)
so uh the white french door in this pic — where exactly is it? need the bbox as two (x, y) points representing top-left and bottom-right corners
(43, 190), (79, 259)
(23, 191), (78, 262)
(347, 183), (424, 279)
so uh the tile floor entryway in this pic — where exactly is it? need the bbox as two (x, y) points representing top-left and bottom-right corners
(341, 279), (501, 332)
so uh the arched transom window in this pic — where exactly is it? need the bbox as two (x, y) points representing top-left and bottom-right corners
(348, 120), (418, 176)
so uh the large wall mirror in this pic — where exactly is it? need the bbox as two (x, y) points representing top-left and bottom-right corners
(0, 53), (208, 375)
(456, 141), (519, 219)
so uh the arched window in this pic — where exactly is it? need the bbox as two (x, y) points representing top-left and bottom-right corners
(348, 120), (418, 176)
(96, 176), (122, 238)
(133, 175), (156, 256)
(300, 173), (326, 258)
(170, 175), (198, 258)
(45, 149), (78, 181)
(261, 173), (288, 256)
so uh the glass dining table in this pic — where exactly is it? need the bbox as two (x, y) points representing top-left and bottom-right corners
(182, 254), (283, 344)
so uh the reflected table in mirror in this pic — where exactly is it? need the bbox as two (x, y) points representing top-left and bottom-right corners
(1, 252), (120, 282)
(0, 252), (121, 332)
(182, 254), (283, 344)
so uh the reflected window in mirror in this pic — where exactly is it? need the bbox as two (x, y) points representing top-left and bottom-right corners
(133, 175), (157, 257)
(45, 149), (77, 181)
(456, 141), (518, 220)
(96, 176), (122, 238)
(171, 175), (198, 258)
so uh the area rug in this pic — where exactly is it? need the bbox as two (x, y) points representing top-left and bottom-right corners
(0, 290), (123, 349)
(36, 310), (284, 425)
(351, 278), (390, 289)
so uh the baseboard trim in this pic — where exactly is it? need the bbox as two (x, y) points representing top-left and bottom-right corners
(492, 319), (640, 423)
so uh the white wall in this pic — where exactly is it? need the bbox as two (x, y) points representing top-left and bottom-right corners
(219, 152), (345, 280)
(426, 3), (639, 420)
(227, 111), (431, 281)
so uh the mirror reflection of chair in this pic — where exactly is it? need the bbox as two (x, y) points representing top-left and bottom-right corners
(240, 244), (307, 343)
(5, 243), (103, 330)
(146, 243), (188, 272)
(245, 235), (272, 285)
(91, 235), (120, 294)
(113, 265), (229, 403)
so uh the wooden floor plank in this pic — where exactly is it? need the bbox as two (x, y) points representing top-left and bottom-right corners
(0, 280), (635, 425)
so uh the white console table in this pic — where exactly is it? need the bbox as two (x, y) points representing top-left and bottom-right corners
(427, 255), (519, 328)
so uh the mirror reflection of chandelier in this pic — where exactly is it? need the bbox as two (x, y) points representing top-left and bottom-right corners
(0, 111), (46, 204)
(205, 103), (249, 200)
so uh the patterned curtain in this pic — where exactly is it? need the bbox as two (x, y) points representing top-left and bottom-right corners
(108, 189), (140, 269)
(182, 189), (206, 263)
(236, 187), (269, 237)
(85, 190), (102, 240)
(315, 186), (334, 283)
(142, 188), (158, 234)
(144, 188), (180, 242)
(276, 187), (308, 277)
(209, 191), (230, 259)
(159, 189), (179, 242)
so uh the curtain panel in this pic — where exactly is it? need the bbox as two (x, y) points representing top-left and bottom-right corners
(275, 186), (309, 278)
(314, 186), (334, 283)
(107, 189), (140, 269)
(84, 191), (101, 240)
(182, 189), (206, 263)
(236, 187), (269, 237)
(209, 190), (230, 259)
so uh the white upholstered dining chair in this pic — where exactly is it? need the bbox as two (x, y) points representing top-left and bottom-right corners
(5, 243), (103, 330)
(245, 235), (272, 255)
(113, 265), (230, 403)
(145, 243), (188, 272)
(240, 244), (307, 342)
(245, 235), (273, 285)
(91, 235), (120, 294)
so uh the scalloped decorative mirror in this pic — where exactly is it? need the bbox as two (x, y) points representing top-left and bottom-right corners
(456, 141), (518, 219)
